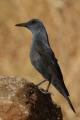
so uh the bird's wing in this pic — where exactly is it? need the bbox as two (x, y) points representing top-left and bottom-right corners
(37, 40), (63, 80)
(37, 40), (69, 96)
(50, 49), (63, 80)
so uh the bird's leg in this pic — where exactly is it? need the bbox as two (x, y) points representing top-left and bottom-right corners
(36, 80), (51, 94)
(37, 80), (51, 94)
(40, 80), (51, 94)
(46, 80), (51, 92)
(36, 80), (49, 94)
(36, 79), (47, 86)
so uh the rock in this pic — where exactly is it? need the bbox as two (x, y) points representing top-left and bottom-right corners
(0, 75), (63, 120)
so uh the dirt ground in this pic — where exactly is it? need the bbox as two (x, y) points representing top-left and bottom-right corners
(0, 76), (63, 120)
(0, 0), (80, 120)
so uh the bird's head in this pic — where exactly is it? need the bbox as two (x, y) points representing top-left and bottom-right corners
(15, 19), (44, 33)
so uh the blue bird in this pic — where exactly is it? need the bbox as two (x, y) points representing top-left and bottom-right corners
(16, 19), (76, 113)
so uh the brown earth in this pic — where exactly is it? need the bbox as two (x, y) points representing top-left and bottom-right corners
(0, 0), (80, 120)
(0, 76), (63, 120)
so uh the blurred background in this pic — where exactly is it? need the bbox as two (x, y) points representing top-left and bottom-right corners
(0, 0), (80, 119)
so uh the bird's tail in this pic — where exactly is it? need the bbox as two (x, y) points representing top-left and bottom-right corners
(51, 79), (76, 113)
(65, 96), (76, 113)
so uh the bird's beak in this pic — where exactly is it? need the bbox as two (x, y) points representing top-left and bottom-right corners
(15, 22), (28, 28)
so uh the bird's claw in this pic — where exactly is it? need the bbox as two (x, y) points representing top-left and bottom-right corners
(39, 88), (50, 94)
(35, 84), (49, 94)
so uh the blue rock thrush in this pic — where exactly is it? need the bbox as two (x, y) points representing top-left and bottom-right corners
(15, 19), (75, 113)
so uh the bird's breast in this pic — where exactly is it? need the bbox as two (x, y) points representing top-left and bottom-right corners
(30, 47), (40, 65)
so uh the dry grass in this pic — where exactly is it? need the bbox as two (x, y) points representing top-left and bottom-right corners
(0, 0), (80, 119)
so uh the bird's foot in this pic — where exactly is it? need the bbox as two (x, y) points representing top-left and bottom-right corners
(35, 83), (49, 94)
(36, 85), (53, 95)
(39, 88), (50, 95)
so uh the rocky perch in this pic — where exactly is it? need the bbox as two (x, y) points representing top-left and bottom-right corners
(0, 76), (63, 120)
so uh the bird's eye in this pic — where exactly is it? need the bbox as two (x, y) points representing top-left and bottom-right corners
(31, 20), (36, 24)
